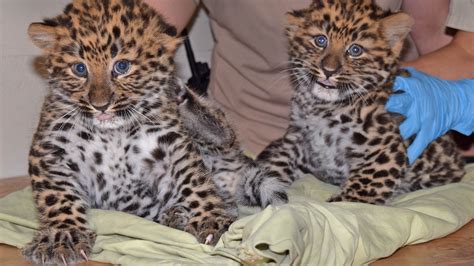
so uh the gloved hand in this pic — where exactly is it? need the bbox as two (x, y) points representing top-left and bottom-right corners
(386, 67), (474, 164)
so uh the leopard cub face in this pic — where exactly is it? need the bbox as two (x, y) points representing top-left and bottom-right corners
(28, 0), (181, 130)
(286, 0), (413, 102)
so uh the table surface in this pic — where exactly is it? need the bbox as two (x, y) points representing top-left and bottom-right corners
(0, 176), (473, 266)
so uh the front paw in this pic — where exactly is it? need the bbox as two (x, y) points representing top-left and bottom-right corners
(160, 205), (190, 231)
(22, 227), (96, 265)
(186, 213), (235, 245)
(327, 193), (344, 202)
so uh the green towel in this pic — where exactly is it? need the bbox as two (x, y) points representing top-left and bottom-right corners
(1, 164), (473, 265)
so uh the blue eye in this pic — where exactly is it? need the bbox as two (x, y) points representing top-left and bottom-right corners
(72, 63), (87, 77)
(314, 35), (328, 48)
(347, 44), (363, 57)
(113, 60), (131, 75)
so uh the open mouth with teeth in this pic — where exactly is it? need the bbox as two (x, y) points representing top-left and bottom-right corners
(316, 79), (337, 89)
(92, 113), (123, 129)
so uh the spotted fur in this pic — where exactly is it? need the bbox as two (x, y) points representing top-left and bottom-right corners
(177, 86), (288, 207)
(256, 0), (465, 205)
(23, 1), (237, 264)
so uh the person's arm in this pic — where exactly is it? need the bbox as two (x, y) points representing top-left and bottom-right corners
(387, 69), (474, 164)
(401, 0), (453, 56)
(387, 0), (474, 163)
(401, 0), (474, 80)
(145, 0), (198, 34)
(387, 30), (474, 163)
(402, 30), (474, 80)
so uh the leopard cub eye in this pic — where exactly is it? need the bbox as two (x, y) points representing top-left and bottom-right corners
(72, 63), (88, 77)
(113, 60), (131, 76)
(313, 35), (328, 48)
(347, 44), (364, 57)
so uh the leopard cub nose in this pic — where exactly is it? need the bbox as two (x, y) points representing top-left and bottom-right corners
(321, 55), (342, 78)
(322, 66), (338, 78)
(91, 102), (111, 112)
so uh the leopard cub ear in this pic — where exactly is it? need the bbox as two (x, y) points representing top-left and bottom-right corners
(27, 22), (59, 51)
(287, 9), (306, 26)
(286, 9), (307, 37)
(162, 35), (183, 55)
(379, 13), (414, 55)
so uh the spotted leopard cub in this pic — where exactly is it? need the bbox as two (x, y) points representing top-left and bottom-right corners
(23, 0), (237, 264)
(256, 0), (465, 205)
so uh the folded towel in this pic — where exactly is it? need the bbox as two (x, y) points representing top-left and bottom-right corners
(1, 164), (473, 265)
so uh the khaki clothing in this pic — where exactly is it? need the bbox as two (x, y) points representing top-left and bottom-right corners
(446, 0), (474, 32)
(199, 0), (467, 154)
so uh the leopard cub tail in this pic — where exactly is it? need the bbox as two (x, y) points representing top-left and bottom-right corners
(236, 163), (290, 208)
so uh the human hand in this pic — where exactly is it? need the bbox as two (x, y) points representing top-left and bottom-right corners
(386, 68), (474, 164)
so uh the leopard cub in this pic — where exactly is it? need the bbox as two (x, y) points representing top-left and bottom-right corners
(23, 0), (236, 264)
(256, 0), (465, 205)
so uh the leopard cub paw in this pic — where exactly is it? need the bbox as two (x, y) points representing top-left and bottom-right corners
(327, 194), (344, 202)
(160, 205), (191, 231)
(186, 212), (235, 246)
(22, 227), (96, 265)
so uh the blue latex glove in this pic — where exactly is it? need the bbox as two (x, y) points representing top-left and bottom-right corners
(386, 67), (474, 164)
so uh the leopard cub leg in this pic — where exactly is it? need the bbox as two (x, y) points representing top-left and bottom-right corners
(159, 198), (235, 245)
(328, 129), (408, 205)
(403, 135), (465, 192)
(184, 206), (235, 245)
(22, 175), (95, 265)
(22, 227), (96, 265)
(159, 139), (238, 245)
(327, 167), (402, 205)
(181, 184), (236, 245)
(160, 205), (190, 231)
